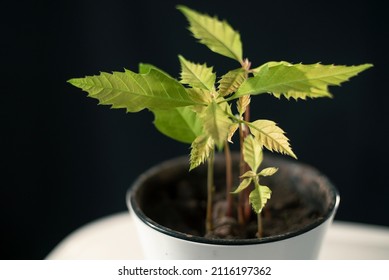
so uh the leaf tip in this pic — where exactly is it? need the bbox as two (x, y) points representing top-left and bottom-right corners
(362, 63), (374, 69)
(290, 150), (298, 160)
(67, 77), (86, 90)
(176, 5), (191, 16)
(67, 78), (79, 86)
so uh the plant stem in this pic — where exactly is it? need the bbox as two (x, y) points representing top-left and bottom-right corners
(255, 181), (263, 238)
(206, 149), (215, 234)
(238, 122), (247, 225)
(224, 141), (233, 217)
(257, 211), (263, 238)
(237, 99), (252, 225)
(243, 105), (252, 221)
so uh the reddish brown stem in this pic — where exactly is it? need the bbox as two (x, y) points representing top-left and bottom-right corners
(257, 212), (263, 238)
(238, 111), (251, 225)
(205, 150), (215, 234)
(243, 105), (252, 221)
(237, 122), (246, 225)
(224, 141), (233, 217)
(238, 59), (253, 225)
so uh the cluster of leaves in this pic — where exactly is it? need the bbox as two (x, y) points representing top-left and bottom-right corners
(68, 5), (372, 236)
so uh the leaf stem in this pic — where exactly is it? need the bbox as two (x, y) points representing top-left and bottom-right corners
(224, 141), (233, 217)
(243, 101), (252, 221)
(238, 118), (251, 224)
(237, 121), (246, 225)
(254, 180), (263, 238)
(206, 149), (215, 234)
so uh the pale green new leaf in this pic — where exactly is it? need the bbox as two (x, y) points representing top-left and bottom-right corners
(217, 96), (234, 116)
(239, 170), (257, 179)
(177, 5), (243, 62)
(227, 123), (239, 143)
(179, 55), (216, 91)
(200, 101), (233, 148)
(243, 135), (263, 173)
(152, 106), (203, 144)
(231, 177), (252, 194)
(233, 62), (373, 100)
(237, 95), (251, 117)
(218, 68), (247, 96)
(190, 135), (214, 170)
(249, 183), (272, 214)
(186, 88), (213, 104)
(258, 167), (278, 177)
(68, 68), (198, 112)
(249, 120), (297, 159)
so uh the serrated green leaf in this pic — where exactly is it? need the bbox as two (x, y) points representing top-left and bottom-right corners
(249, 120), (297, 159)
(186, 88), (213, 104)
(231, 177), (252, 194)
(249, 183), (272, 214)
(68, 68), (199, 112)
(218, 68), (247, 96)
(237, 95), (251, 117)
(250, 61), (292, 74)
(190, 135), (214, 170)
(177, 5), (243, 62)
(152, 106), (203, 144)
(258, 167), (278, 177)
(178, 55), (216, 91)
(217, 96), (233, 115)
(200, 101), (233, 148)
(240, 170), (258, 179)
(227, 123), (239, 143)
(243, 135), (263, 172)
(233, 62), (373, 100)
(138, 63), (170, 76)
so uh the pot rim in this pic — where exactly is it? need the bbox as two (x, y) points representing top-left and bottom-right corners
(127, 155), (340, 246)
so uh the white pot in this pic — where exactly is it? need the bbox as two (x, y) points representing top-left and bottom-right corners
(127, 154), (340, 259)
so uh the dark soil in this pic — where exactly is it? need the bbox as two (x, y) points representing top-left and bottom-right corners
(144, 181), (322, 239)
(136, 154), (331, 240)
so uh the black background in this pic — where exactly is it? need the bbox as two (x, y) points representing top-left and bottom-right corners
(2, 0), (388, 259)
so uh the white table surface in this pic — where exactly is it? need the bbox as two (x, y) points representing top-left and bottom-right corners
(46, 212), (389, 260)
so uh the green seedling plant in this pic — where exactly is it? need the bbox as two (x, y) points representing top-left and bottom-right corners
(68, 5), (372, 238)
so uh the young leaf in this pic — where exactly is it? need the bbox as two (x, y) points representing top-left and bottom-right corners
(243, 135), (263, 173)
(186, 88), (213, 104)
(152, 106), (203, 144)
(231, 177), (252, 194)
(68, 68), (199, 112)
(227, 123), (239, 143)
(258, 167), (278, 177)
(190, 135), (214, 170)
(249, 120), (297, 159)
(178, 55), (216, 91)
(200, 101), (233, 148)
(138, 63), (170, 76)
(237, 95), (251, 117)
(218, 68), (247, 96)
(249, 183), (272, 214)
(177, 5), (243, 62)
(233, 62), (373, 100)
(240, 170), (258, 179)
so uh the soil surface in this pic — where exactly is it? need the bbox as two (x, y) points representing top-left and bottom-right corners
(139, 156), (327, 240)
